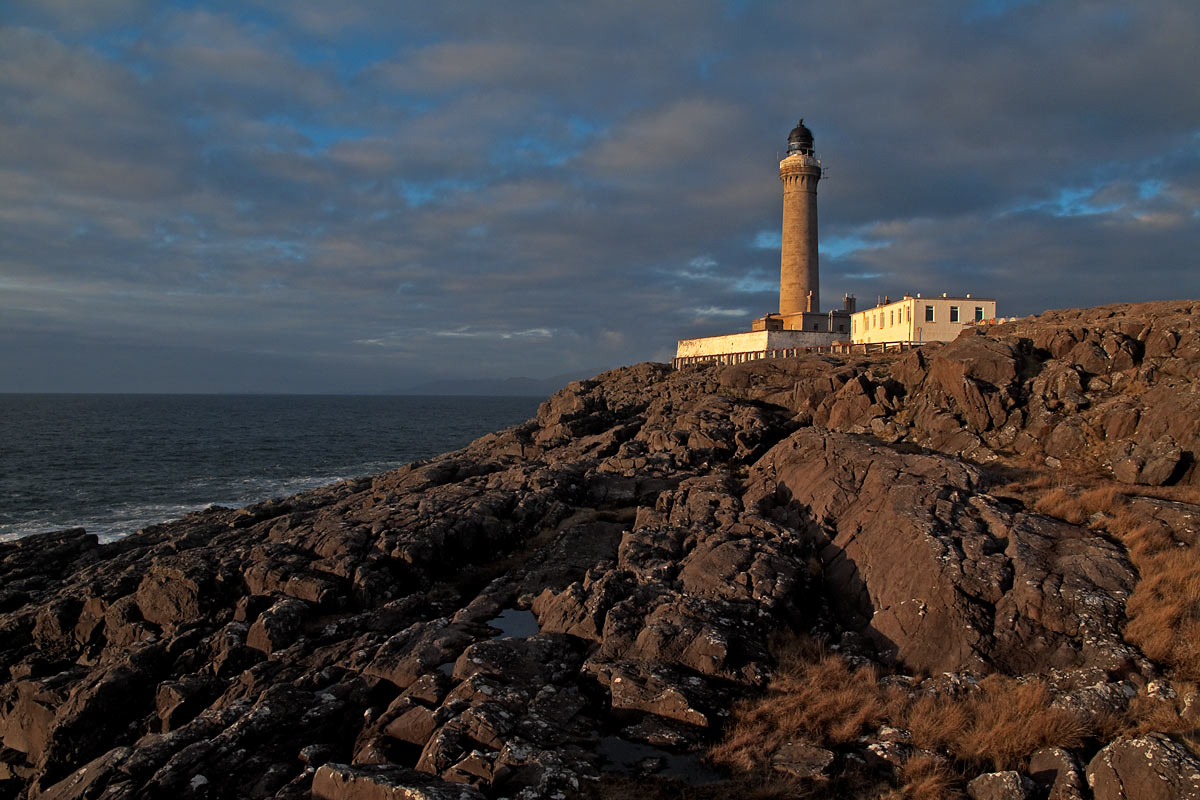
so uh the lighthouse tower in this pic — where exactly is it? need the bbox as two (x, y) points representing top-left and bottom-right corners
(779, 119), (822, 324)
(673, 117), (854, 368)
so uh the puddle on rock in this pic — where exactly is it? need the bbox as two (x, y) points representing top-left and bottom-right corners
(596, 736), (724, 785)
(486, 608), (540, 639)
(437, 662), (455, 677)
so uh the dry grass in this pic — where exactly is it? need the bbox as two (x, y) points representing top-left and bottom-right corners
(708, 473), (1200, 794)
(901, 675), (1088, 771)
(883, 755), (963, 800)
(586, 772), (875, 800)
(1033, 485), (1125, 525)
(1125, 552), (1200, 681)
(946, 677), (1088, 770)
(711, 641), (1090, 788)
(708, 639), (906, 772)
(1125, 483), (1200, 505)
(1127, 690), (1200, 736)
(1019, 477), (1200, 680)
(1033, 486), (1092, 524)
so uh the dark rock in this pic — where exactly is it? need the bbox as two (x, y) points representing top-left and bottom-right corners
(588, 660), (718, 727)
(36, 650), (164, 788)
(620, 716), (703, 749)
(365, 620), (489, 689)
(3, 299), (1200, 798)
(384, 705), (438, 746)
(245, 597), (309, 655)
(0, 672), (80, 765)
(1029, 747), (1086, 800)
(136, 563), (210, 628)
(770, 741), (835, 778)
(452, 634), (581, 685)
(1086, 735), (1200, 800)
(155, 673), (218, 732)
(312, 762), (485, 799)
(967, 770), (1038, 800)
(36, 745), (133, 800)
(744, 429), (1136, 674)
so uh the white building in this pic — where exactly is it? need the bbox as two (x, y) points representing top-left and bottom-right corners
(850, 294), (997, 345)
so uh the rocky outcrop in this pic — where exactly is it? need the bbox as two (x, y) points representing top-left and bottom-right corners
(968, 771), (1038, 800)
(744, 428), (1137, 675)
(1, 300), (1199, 798)
(1086, 735), (1200, 800)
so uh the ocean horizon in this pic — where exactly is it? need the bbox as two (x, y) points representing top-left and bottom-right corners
(0, 393), (542, 543)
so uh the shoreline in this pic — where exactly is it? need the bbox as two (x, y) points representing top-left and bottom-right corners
(2, 299), (1200, 799)
(0, 394), (543, 544)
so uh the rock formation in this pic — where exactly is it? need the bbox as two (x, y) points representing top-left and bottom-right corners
(2, 299), (1200, 799)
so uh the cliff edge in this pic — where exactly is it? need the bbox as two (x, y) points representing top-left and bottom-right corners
(3, 299), (1200, 799)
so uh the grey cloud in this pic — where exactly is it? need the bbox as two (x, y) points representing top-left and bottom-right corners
(1, 1), (1198, 392)
(138, 9), (342, 114)
(7, 0), (154, 32)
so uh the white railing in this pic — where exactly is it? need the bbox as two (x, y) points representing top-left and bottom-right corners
(672, 340), (921, 369)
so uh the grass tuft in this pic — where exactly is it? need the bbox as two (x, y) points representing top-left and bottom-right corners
(711, 641), (1090, 781)
(887, 754), (963, 800)
(1020, 478), (1200, 680)
(949, 677), (1087, 771)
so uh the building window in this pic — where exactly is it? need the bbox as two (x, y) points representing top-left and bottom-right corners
(975, 306), (984, 322)
(950, 306), (959, 322)
(890, 310), (894, 326)
(925, 305), (934, 322)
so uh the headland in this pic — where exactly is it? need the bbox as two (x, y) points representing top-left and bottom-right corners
(2, 298), (1200, 799)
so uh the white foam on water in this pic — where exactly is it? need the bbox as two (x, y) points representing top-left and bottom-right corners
(0, 466), (408, 544)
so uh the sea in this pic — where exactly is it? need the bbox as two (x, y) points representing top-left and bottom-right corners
(0, 394), (543, 544)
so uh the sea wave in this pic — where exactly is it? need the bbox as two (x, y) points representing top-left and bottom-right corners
(0, 393), (540, 546)
(0, 466), (404, 544)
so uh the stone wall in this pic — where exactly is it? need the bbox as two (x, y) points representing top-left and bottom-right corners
(675, 329), (838, 360)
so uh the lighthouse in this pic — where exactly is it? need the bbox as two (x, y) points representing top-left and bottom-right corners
(779, 120), (822, 321)
(673, 117), (853, 367)
(672, 116), (993, 368)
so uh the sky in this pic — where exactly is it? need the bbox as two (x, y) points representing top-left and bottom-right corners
(2, 0), (1198, 393)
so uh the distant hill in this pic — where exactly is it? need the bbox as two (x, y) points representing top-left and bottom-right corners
(405, 372), (591, 398)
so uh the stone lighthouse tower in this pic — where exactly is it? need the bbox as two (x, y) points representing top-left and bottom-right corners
(779, 119), (822, 324)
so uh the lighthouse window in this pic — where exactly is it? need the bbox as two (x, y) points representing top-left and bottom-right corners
(925, 305), (934, 322)
(950, 306), (959, 323)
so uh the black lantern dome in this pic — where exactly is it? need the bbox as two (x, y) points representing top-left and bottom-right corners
(787, 119), (814, 156)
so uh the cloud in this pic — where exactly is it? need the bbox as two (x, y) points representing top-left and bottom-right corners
(693, 306), (750, 318)
(0, 1), (1197, 392)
